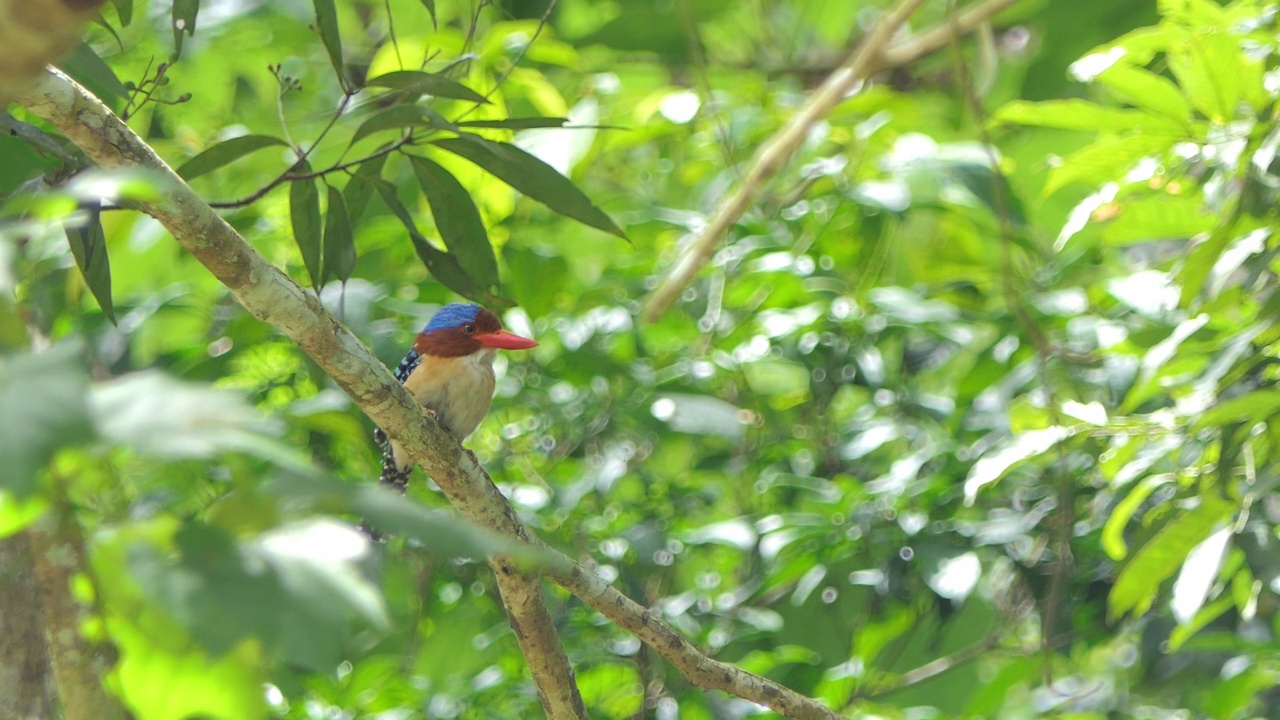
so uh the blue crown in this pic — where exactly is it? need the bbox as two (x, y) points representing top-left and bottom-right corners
(423, 303), (482, 332)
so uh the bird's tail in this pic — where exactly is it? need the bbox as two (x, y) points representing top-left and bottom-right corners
(374, 428), (412, 493)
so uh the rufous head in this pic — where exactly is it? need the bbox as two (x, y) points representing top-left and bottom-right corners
(413, 303), (538, 358)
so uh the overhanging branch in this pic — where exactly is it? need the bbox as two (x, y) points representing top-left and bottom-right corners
(17, 67), (844, 720)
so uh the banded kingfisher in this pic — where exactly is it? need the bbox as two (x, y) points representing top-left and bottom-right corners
(375, 303), (538, 492)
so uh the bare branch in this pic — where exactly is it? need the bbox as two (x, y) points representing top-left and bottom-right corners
(640, 0), (1024, 323)
(19, 65), (847, 720)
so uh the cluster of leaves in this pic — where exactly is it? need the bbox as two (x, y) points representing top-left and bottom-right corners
(4, 0), (1280, 718)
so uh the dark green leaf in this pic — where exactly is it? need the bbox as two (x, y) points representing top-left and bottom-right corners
(433, 136), (626, 239)
(289, 162), (323, 288)
(0, 342), (93, 495)
(342, 153), (387, 224)
(365, 178), (500, 303)
(111, 0), (133, 26)
(65, 214), (115, 323)
(420, 0), (436, 27)
(60, 42), (128, 101)
(349, 105), (454, 145)
(176, 135), (288, 181)
(457, 118), (622, 130)
(365, 70), (489, 104)
(91, 15), (124, 51)
(323, 184), (355, 284)
(410, 155), (500, 292)
(312, 0), (346, 85)
(171, 0), (198, 59)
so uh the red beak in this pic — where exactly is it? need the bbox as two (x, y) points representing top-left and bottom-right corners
(477, 329), (538, 350)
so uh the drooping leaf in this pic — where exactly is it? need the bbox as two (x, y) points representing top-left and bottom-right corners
(433, 135), (626, 238)
(0, 342), (93, 496)
(365, 70), (489, 104)
(65, 213), (116, 323)
(60, 41), (129, 101)
(176, 135), (288, 181)
(341, 154), (387, 224)
(111, 0), (133, 26)
(410, 155), (499, 292)
(419, 0), (436, 27)
(171, 0), (198, 59)
(1109, 495), (1235, 620)
(312, 0), (346, 85)
(322, 184), (355, 284)
(289, 161), (323, 288)
(365, 177), (502, 303)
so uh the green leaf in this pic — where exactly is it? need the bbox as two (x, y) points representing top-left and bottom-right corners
(433, 136), (626, 239)
(1199, 389), (1280, 427)
(312, 0), (346, 85)
(111, 0), (133, 26)
(410, 155), (500, 292)
(365, 70), (489, 104)
(962, 427), (1073, 504)
(171, 0), (198, 59)
(348, 105), (454, 145)
(60, 41), (129, 101)
(1167, 28), (1256, 123)
(420, 0), (436, 27)
(322, 184), (355, 284)
(289, 162), (323, 288)
(365, 178), (500, 303)
(1109, 495), (1234, 620)
(112, 619), (266, 720)
(89, 371), (283, 460)
(65, 214), (116, 323)
(993, 100), (1187, 134)
(1044, 134), (1173, 196)
(0, 342), (93, 496)
(176, 135), (288, 181)
(1102, 473), (1174, 561)
(1098, 195), (1215, 244)
(341, 154), (387, 224)
(1095, 65), (1192, 125)
(457, 117), (572, 130)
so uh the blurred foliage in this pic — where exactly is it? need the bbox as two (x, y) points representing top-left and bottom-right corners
(4, 0), (1280, 718)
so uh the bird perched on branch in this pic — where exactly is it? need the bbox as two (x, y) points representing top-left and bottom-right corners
(376, 303), (538, 492)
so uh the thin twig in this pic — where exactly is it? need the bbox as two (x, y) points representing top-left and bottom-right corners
(207, 136), (412, 209)
(641, 0), (927, 323)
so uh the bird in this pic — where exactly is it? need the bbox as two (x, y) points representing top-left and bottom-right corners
(375, 303), (538, 492)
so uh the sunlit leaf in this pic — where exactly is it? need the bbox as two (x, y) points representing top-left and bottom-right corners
(962, 427), (1073, 504)
(176, 135), (288, 181)
(0, 342), (92, 496)
(1199, 389), (1280, 427)
(1095, 64), (1192, 125)
(1109, 495), (1235, 620)
(993, 100), (1186, 134)
(1167, 27), (1257, 123)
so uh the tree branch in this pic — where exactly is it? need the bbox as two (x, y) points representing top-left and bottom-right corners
(640, 0), (1023, 323)
(17, 66), (844, 720)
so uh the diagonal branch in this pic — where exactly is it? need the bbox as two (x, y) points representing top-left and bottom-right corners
(17, 67), (844, 720)
(640, 0), (1020, 323)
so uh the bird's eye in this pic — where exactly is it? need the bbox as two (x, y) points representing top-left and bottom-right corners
(463, 324), (476, 335)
